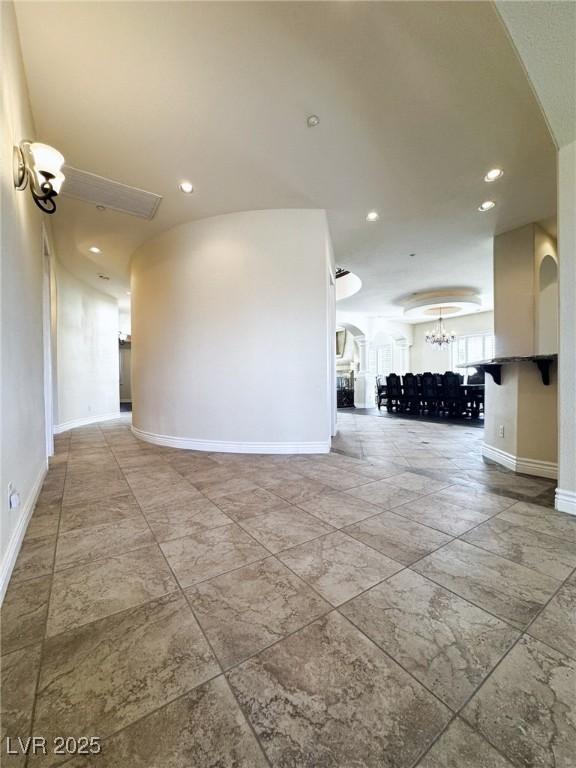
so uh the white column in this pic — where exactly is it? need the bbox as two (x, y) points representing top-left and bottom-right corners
(556, 141), (576, 514)
(354, 336), (375, 408)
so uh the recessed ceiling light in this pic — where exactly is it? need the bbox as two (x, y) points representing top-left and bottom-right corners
(484, 168), (504, 182)
(366, 211), (380, 222)
(126, 291), (131, 296)
(89, 246), (101, 254)
(478, 201), (496, 212)
(306, 115), (320, 128)
(179, 181), (194, 194)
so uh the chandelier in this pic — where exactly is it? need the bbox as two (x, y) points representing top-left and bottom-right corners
(425, 308), (456, 348)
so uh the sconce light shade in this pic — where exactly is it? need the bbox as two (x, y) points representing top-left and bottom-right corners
(50, 171), (66, 195)
(29, 142), (65, 177)
(13, 140), (66, 214)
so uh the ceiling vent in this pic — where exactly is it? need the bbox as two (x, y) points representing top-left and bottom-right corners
(61, 166), (162, 219)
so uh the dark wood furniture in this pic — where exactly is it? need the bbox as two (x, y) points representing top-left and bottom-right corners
(374, 371), (485, 419)
(336, 374), (355, 408)
(421, 372), (439, 414)
(376, 376), (387, 410)
(441, 371), (464, 416)
(385, 374), (403, 412)
(402, 373), (420, 413)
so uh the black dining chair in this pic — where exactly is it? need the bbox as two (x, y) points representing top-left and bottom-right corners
(402, 373), (420, 413)
(442, 371), (465, 416)
(385, 373), (403, 412)
(465, 369), (485, 417)
(467, 369), (485, 385)
(375, 376), (387, 410)
(421, 372), (439, 414)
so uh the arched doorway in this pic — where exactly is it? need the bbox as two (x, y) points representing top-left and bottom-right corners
(336, 323), (373, 408)
(537, 254), (558, 354)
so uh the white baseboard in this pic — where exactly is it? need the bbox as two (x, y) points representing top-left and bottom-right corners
(482, 444), (516, 471)
(0, 461), (48, 604)
(482, 443), (558, 479)
(555, 488), (576, 516)
(132, 425), (331, 455)
(54, 411), (122, 434)
(516, 456), (558, 479)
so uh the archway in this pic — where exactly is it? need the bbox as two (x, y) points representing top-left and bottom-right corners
(537, 254), (558, 354)
(336, 323), (373, 408)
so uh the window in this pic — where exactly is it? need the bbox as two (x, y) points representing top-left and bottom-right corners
(377, 345), (394, 376)
(394, 344), (409, 375)
(452, 333), (494, 376)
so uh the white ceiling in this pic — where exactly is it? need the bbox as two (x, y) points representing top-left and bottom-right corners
(495, 0), (576, 149)
(15, 1), (557, 317)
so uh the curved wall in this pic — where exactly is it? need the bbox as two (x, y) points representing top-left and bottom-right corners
(131, 209), (333, 452)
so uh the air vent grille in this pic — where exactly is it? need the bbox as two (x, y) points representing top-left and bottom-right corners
(62, 166), (162, 219)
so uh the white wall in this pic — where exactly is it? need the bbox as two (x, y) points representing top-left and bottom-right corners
(493, 225), (536, 357)
(494, 0), (574, 506)
(557, 140), (576, 512)
(0, 1), (50, 597)
(55, 264), (120, 430)
(483, 361), (558, 477)
(131, 209), (332, 452)
(410, 311), (494, 373)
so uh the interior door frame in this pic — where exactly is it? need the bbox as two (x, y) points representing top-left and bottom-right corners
(41, 224), (55, 457)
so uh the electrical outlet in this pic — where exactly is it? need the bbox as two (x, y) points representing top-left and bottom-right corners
(8, 482), (21, 511)
(498, 425), (505, 438)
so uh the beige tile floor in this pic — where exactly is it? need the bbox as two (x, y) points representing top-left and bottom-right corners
(2, 411), (575, 767)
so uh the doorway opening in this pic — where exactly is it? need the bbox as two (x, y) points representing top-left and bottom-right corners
(119, 338), (132, 411)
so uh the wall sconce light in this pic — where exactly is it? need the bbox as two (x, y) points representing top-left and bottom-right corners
(13, 140), (65, 214)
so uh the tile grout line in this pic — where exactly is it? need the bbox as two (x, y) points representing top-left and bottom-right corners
(107, 426), (276, 768)
(121, 428), (323, 766)
(23, 435), (70, 768)
(19, 425), (229, 767)
(336, 423), (575, 766)
(414, 561), (576, 767)
(409, 566), (576, 766)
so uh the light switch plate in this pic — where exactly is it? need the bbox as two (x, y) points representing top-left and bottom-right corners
(8, 482), (20, 510)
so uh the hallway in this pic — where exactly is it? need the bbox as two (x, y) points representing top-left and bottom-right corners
(2, 414), (575, 767)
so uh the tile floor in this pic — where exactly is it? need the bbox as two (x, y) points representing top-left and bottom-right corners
(2, 411), (575, 767)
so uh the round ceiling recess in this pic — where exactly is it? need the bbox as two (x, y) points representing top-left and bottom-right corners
(423, 305), (461, 317)
(401, 290), (482, 321)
